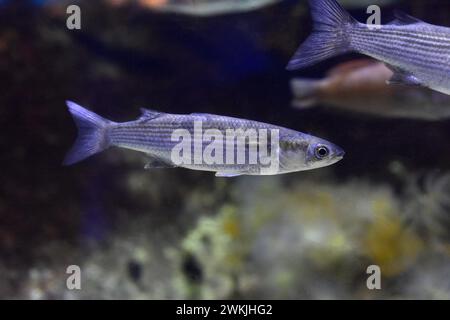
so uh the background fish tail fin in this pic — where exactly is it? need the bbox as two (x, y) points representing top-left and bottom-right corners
(290, 78), (323, 109)
(287, 0), (356, 70)
(63, 101), (113, 165)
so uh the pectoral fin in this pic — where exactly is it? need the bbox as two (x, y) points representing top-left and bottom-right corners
(385, 65), (421, 86)
(144, 156), (177, 169)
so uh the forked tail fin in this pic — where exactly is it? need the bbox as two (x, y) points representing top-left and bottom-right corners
(63, 101), (114, 165)
(287, 0), (357, 70)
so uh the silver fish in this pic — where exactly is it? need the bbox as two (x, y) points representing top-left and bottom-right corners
(64, 101), (344, 177)
(287, 0), (450, 96)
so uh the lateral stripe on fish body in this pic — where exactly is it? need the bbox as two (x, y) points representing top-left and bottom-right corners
(287, 0), (450, 95)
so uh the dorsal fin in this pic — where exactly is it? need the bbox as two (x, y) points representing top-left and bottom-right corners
(189, 112), (218, 121)
(139, 108), (164, 121)
(390, 10), (426, 25)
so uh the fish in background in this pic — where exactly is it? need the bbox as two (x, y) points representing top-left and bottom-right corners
(339, 0), (399, 9)
(290, 59), (450, 121)
(287, 0), (450, 96)
(64, 101), (344, 177)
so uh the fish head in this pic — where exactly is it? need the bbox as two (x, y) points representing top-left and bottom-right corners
(279, 134), (345, 172)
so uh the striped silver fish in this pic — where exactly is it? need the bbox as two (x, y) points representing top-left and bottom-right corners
(287, 0), (450, 96)
(63, 101), (344, 177)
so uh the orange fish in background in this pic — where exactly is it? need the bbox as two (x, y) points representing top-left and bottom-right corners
(290, 59), (450, 121)
(136, 0), (282, 16)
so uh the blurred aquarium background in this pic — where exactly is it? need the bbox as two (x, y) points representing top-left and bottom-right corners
(1, 0), (450, 299)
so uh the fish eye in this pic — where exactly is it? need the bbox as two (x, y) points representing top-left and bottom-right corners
(315, 145), (329, 159)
